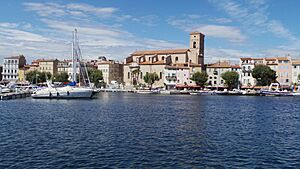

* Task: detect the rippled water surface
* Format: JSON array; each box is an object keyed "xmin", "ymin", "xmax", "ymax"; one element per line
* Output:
[{"xmin": 1, "ymin": 93, "xmax": 300, "ymax": 168}]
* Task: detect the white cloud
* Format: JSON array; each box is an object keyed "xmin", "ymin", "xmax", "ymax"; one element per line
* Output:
[
  {"xmin": 23, "ymin": 2, "xmax": 117, "ymax": 18},
  {"xmin": 193, "ymin": 25, "xmax": 247, "ymax": 42},
  {"xmin": 209, "ymin": 0, "xmax": 297, "ymax": 41},
  {"xmin": 211, "ymin": 18, "xmax": 232, "ymax": 24}
]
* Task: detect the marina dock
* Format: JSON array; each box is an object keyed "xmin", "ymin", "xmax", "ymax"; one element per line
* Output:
[{"xmin": 0, "ymin": 92, "xmax": 31, "ymax": 100}]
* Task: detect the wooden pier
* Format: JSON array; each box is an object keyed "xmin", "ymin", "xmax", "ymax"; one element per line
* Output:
[{"xmin": 0, "ymin": 92, "xmax": 31, "ymax": 100}]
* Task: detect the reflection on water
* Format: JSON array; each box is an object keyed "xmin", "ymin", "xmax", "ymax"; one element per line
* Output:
[{"xmin": 0, "ymin": 93, "xmax": 300, "ymax": 168}]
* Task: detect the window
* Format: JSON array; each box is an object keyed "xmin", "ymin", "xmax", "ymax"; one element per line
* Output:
[
  {"xmin": 175, "ymin": 57, "xmax": 178, "ymax": 62},
  {"xmin": 140, "ymin": 72, "xmax": 143, "ymax": 79},
  {"xmin": 286, "ymin": 79, "xmax": 289, "ymax": 83},
  {"xmin": 160, "ymin": 72, "xmax": 162, "ymax": 79},
  {"xmin": 248, "ymin": 73, "xmax": 251, "ymax": 76},
  {"xmin": 128, "ymin": 72, "xmax": 130, "ymax": 79},
  {"xmin": 214, "ymin": 81, "xmax": 217, "ymax": 84},
  {"xmin": 162, "ymin": 56, "xmax": 165, "ymax": 61},
  {"xmin": 193, "ymin": 42, "xmax": 196, "ymax": 48}
]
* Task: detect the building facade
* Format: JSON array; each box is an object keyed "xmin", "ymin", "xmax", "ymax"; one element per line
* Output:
[
  {"xmin": 38, "ymin": 59, "xmax": 59, "ymax": 75},
  {"xmin": 240, "ymin": 58, "xmax": 257, "ymax": 87},
  {"xmin": 240, "ymin": 57, "xmax": 292, "ymax": 87},
  {"xmin": 97, "ymin": 60, "xmax": 123, "ymax": 84},
  {"xmin": 2, "ymin": 55, "xmax": 26, "ymax": 81},
  {"xmin": 292, "ymin": 60, "xmax": 300, "ymax": 84},
  {"xmin": 206, "ymin": 61, "xmax": 241, "ymax": 88},
  {"xmin": 123, "ymin": 32, "xmax": 204, "ymax": 88}
]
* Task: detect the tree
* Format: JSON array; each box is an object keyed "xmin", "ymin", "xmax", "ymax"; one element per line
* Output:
[
  {"xmin": 26, "ymin": 70, "xmax": 52, "ymax": 84},
  {"xmin": 190, "ymin": 71, "xmax": 208, "ymax": 87},
  {"xmin": 53, "ymin": 72, "xmax": 69, "ymax": 82},
  {"xmin": 143, "ymin": 72, "xmax": 159, "ymax": 88},
  {"xmin": 252, "ymin": 65, "xmax": 277, "ymax": 86},
  {"xmin": 88, "ymin": 69, "xmax": 103, "ymax": 86},
  {"xmin": 221, "ymin": 71, "xmax": 239, "ymax": 89}
]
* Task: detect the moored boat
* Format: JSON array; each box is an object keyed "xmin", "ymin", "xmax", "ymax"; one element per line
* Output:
[{"xmin": 32, "ymin": 29, "xmax": 93, "ymax": 99}]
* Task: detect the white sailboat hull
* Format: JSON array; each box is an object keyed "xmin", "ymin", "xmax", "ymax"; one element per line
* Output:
[{"xmin": 32, "ymin": 86, "xmax": 93, "ymax": 99}]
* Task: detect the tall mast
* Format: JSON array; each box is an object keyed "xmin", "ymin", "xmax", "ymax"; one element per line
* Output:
[{"xmin": 72, "ymin": 30, "xmax": 77, "ymax": 82}]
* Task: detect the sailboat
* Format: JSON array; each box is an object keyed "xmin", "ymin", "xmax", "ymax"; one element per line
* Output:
[{"xmin": 32, "ymin": 29, "xmax": 94, "ymax": 99}]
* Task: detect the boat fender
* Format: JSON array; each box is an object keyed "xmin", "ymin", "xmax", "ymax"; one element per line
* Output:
[{"xmin": 67, "ymin": 91, "xmax": 70, "ymax": 96}]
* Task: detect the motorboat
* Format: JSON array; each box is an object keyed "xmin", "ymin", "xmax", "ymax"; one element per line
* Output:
[
  {"xmin": 32, "ymin": 29, "xmax": 93, "ymax": 99},
  {"xmin": 0, "ymin": 85, "xmax": 10, "ymax": 93},
  {"xmin": 260, "ymin": 83, "xmax": 292, "ymax": 96}
]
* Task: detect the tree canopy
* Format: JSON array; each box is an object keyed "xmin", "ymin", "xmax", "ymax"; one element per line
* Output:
[
  {"xmin": 88, "ymin": 69, "xmax": 103, "ymax": 86},
  {"xmin": 53, "ymin": 72, "xmax": 69, "ymax": 82},
  {"xmin": 221, "ymin": 71, "xmax": 239, "ymax": 89},
  {"xmin": 252, "ymin": 65, "xmax": 277, "ymax": 86},
  {"xmin": 143, "ymin": 72, "xmax": 159, "ymax": 88},
  {"xmin": 25, "ymin": 70, "xmax": 52, "ymax": 84},
  {"xmin": 190, "ymin": 71, "xmax": 208, "ymax": 87}
]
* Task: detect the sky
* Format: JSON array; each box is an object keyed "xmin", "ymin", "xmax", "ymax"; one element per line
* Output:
[{"xmin": 0, "ymin": 0, "xmax": 300, "ymax": 64}]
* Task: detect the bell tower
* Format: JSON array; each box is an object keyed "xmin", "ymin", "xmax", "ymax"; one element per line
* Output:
[{"xmin": 189, "ymin": 32, "xmax": 205, "ymax": 70}]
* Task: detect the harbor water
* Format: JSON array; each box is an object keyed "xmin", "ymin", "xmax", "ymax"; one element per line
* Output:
[{"xmin": 1, "ymin": 93, "xmax": 300, "ymax": 168}]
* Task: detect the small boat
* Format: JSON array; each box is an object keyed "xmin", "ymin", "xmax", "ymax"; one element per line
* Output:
[
  {"xmin": 260, "ymin": 83, "xmax": 292, "ymax": 96},
  {"xmin": 0, "ymin": 85, "xmax": 10, "ymax": 93},
  {"xmin": 190, "ymin": 91, "xmax": 214, "ymax": 95}
]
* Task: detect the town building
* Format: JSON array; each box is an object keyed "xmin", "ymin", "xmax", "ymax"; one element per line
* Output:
[
  {"xmin": 164, "ymin": 66, "xmax": 193, "ymax": 90},
  {"xmin": 276, "ymin": 57, "xmax": 292, "ymax": 86},
  {"xmin": 123, "ymin": 32, "xmax": 204, "ymax": 88},
  {"xmin": 2, "ymin": 55, "xmax": 26, "ymax": 81},
  {"xmin": 38, "ymin": 59, "xmax": 59, "ymax": 75},
  {"xmin": 206, "ymin": 61, "xmax": 241, "ymax": 88},
  {"xmin": 97, "ymin": 59, "xmax": 123, "ymax": 85},
  {"xmin": 18, "ymin": 66, "xmax": 30, "ymax": 82},
  {"xmin": 240, "ymin": 57, "xmax": 292, "ymax": 87},
  {"xmin": 240, "ymin": 58, "xmax": 257, "ymax": 87},
  {"xmin": 292, "ymin": 60, "xmax": 300, "ymax": 84}
]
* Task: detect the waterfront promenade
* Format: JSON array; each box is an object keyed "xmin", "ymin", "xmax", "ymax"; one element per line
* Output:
[{"xmin": 1, "ymin": 93, "xmax": 300, "ymax": 168}]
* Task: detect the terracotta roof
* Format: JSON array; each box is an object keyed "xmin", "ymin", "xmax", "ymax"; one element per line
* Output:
[
  {"xmin": 165, "ymin": 65, "xmax": 190, "ymax": 69},
  {"xmin": 131, "ymin": 49, "xmax": 189, "ymax": 56},
  {"xmin": 5, "ymin": 55, "xmax": 25, "ymax": 59},
  {"xmin": 292, "ymin": 60, "xmax": 300, "ymax": 65},
  {"xmin": 36, "ymin": 59, "xmax": 59, "ymax": 62},
  {"xmin": 139, "ymin": 60, "xmax": 166, "ymax": 65},
  {"xmin": 231, "ymin": 65, "xmax": 241, "ymax": 69},
  {"xmin": 190, "ymin": 31, "xmax": 204, "ymax": 35},
  {"xmin": 240, "ymin": 58, "xmax": 252, "ymax": 61},
  {"xmin": 265, "ymin": 58, "xmax": 277, "ymax": 61},
  {"xmin": 207, "ymin": 61, "xmax": 231, "ymax": 68},
  {"xmin": 277, "ymin": 57, "xmax": 289, "ymax": 61}
]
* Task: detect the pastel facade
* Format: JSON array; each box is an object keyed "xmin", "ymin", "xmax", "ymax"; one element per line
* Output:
[
  {"xmin": 207, "ymin": 61, "xmax": 241, "ymax": 88},
  {"xmin": 123, "ymin": 32, "xmax": 204, "ymax": 88},
  {"xmin": 97, "ymin": 60, "xmax": 123, "ymax": 84},
  {"xmin": 240, "ymin": 58, "xmax": 256, "ymax": 87},
  {"xmin": 2, "ymin": 55, "xmax": 26, "ymax": 81},
  {"xmin": 38, "ymin": 59, "xmax": 59, "ymax": 75},
  {"xmin": 292, "ymin": 60, "xmax": 300, "ymax": 84}
]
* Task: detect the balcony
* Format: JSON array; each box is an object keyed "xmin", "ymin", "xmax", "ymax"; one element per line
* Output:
[
  {"xmin": 165, "ymin": 76, "xmax": 177, "ymax": 81},
  {"xmin": 242, "ymin": 69, "xmax": 252, "ymax": 73}
]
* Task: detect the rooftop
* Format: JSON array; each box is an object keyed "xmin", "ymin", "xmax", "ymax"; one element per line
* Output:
[
  {"xmin": 207, "ymin": 61, "xmax": 231, "ymax": 68},
  {"xmin": 131, "ymin": 49, "xmax": 189, "ymax": 56}
]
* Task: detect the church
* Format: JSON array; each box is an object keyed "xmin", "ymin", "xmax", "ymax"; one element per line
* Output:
[{"xmin": 123, "ymin": 32, "xmax": 205, "ymax": 89}]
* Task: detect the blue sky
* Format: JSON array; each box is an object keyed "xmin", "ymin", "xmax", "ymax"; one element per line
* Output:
[{"xmin": 0, "ymin": 0, "xmax": 300, "ymax": 63}]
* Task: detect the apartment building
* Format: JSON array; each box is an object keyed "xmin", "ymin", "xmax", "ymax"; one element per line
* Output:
[{"xmin": 2, "ymin": 55, "xmax": 26, "ymax": 81}]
